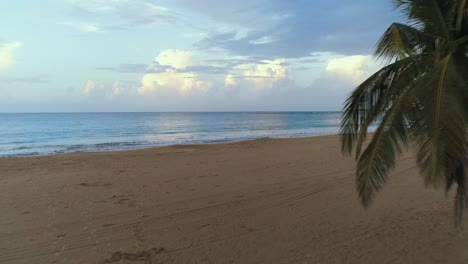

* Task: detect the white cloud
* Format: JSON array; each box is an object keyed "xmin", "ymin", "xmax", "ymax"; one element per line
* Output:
[
  {"xmin": 224, "ymin": 74, "xmax": 237, "ymax": 87},
  {"xmin": 0, "ymin": 42, "xmax": 21, "ymax": 71},
  {"xmin": 66, "ymin": 0, "xmax": 177, "ymax": 30},
  {"xmin": 58, "ymin": 22, "xmax": 102, "ymax": 33},
  {"xmin": 154, "ymin": 49, "xmax": 192, "ymax": 69},
  {"xmin": 112, "ymin": 81, "xmax": 121, "ymax": 96},
  {"xmin": 138, "ymin": 49, "xmax": 213, "ymax": 95},
  {"xmin": 325, "ymin": 55, "xmax": 375, "ymax": 85},
  {"xmin": 238, "ymin": 59, "xmax": 288, "ymax": 88},
  {"xmin": 82, "ymin": 80, "xmax": 135, "ymax": 97},
  {"xmin": 138, "ymin": 72, "xmax": 213, "ymax": 95},
  {"xmin": 68, "ymin": 0, "xmax": 169, "ymax": 14},
  {"xmin": 67, "ymin": 0, "xmax": 121, "ymax": 13},
  {"xmin": 80, "ymin": 24, "xmax": 102, "ymax": 33},
  {"xmin": 147, "ymin": 4, "xmax": 170, "ymax": 15},
  {"xmin": 83, "ymin": 80, "xmax": 96, "ymax": 96},
  {"xmin": 249, "ymin": 36, "xmax": 275, "ymax": 45},
  {"xmin": 79, "ymin": 23, "xmax": 102, "ymax": 33},
  {"xmin": 182, "ymin": 32, "xmax": 208, "ymax": 39}
]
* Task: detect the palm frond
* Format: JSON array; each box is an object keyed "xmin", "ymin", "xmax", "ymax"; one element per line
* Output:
[
  {"xmin": 456, "ymin": 0, "xmax": 467, "ymax": 32},
  {"xmin": 395, "ymin": 0, "xmax": 450, "ymax": 38},
  {"xmin": 409, "ymin": 53, "xmax": 468, "ymax": 187},
  {"xmin": 355, "ymin": 87, "xmax": 411, "ymax": 207},
  {"xmin": 375, "ymin": 23, "xmax": 435, "ymax": 61},
  {"xmin": 341, "ymin": 68, "xmax": 390, "ymax": 156},
  {"xmin": 395, "ymin": 0, "xmax": 450, "ymax": 39},
  {"xmin": 447, "ymin": 0, "xmax": 468, "ymax": 33},
  {"xmin": 341, "ymin": 55, "xmax": 426, "ymax": 157},
  {"xmin": 352, "ymin": 55, "xmax": 436, "ymax": 206}
]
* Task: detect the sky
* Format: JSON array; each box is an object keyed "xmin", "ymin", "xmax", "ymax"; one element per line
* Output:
[{"xmin": 0, "ymin": 0, "xmax": 401, "ymax": 112}]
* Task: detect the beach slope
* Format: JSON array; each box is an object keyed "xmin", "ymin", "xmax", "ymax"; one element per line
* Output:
[{"xmin": 0, "ymin": 135, "xmax": 467, "ymax": 263}]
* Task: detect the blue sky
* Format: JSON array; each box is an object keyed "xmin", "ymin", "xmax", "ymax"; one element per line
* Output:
[{"xmin": 0, "ymin": 0, "xmax": 400, "ymax": 112}]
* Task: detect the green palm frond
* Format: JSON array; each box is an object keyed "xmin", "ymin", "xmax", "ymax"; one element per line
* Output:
[
  {"xmin": 395, "ymin": 0, "xmax": 451, "ymax": 38},
  {"xmin": 341, "ymin": 55, "xmax": 427, "ymax": 157},
  {"xmin": 455, "ymin": 0, "xmax": 467, "ymax": 31},
  {"xmin": 375, "ymin": 23, "xmax": 435, "ymax": 60},
  {"xmin": 355, "ymin": 88, "xmax": 410, "ymax": 206},
  {"xmin": 340, "ymin": 67, "xmax": 392, "ymax": 156},
  {"xmin": 409, "ymin": 54, "xmax": 468, "ymax": 186},
  {"xmin": 351, "ymin": 56, "xmax": 434, "ymax": 205}
]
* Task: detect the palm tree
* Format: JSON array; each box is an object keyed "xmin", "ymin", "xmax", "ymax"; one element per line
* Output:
[{"xmin": 340, "ymin": 0, "xmax": 468, "ymax": 225}]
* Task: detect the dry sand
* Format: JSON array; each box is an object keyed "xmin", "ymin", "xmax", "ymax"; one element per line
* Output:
[{"xmin": 0, "ymin": 135, "xmax": 467, "ymax": 264}]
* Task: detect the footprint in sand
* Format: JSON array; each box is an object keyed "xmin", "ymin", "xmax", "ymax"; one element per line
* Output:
[
  {"xmin": 111, "ymin": 193, "xmax": 137, "ymax": 207},
  {"xmin": 102, "ymin": 248, "xmax": 165, "ymax": 263},
  {"xmin": 78, "ymin": 182, "xmax": 112, "ymax": 187}
]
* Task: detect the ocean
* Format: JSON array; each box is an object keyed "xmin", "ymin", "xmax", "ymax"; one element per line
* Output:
[{"xmin": 0, "ymin": 112, "xmax": 345, "ymax": 157}]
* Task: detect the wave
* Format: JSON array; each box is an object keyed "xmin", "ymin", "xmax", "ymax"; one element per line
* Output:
[{"xmin": 0, "ymin": 132, "xmax": 313, "ymax": 157}]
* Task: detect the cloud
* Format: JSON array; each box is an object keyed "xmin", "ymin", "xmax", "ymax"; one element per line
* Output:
[
  {"xmin": 0, "ymin": 76, "xmax": 48, "ymax": 84},
  {"xmin": 66, "ymin": 0, "xmax": 398, "ymax": 57},
  {"xmin": 137, "ymin": 51, "xmax": 290, "ymax": 95},
  {"xmin": 59, "ymin": 22, "xmax": 102, "ymax": 33},
  {"xmin": 82, "ymin": 80, "xmax": 137, "ymax": 97},
  {"xmin": 0, "ymin": 41, "xmax": 21, "ymax": 71},
  {"xmin": 80, "ymin": 24, "xmax": 102, "ymax": 32},
  {"xmin": 112, "ymin": 81, "xmax": 122, "ymax": 96},
  {"xmin": 135, "ymin": 52, "xmax": 289, "ymax": 95},
  {"xmin": 65, "ymin": 0, "xmax": 180, "ymax": 31},
  {"xmin": 193, "ymin": 0, "xmax": 399, "ymax": 58},
  {"xmin": 138, "ymin": 49, "xmax": 214, "ymax": 95},
  {"xmin": 325, "ymin": 55, "xmax": 370, "ymax": 85},
  {"xmin": 98, "ymin": 64, "xmax": 153, "ymax": 73},
  {"xmin": 238, "ymin": 59, "xmax": 288, "ymax": 88},
  {"xmin": 138, "ymin": 72, "xmax": 213, "ymax": 95},
  {"xmin": 100, "ymin": 61, "xmax": 230, "ymax": 75},
  {"xmin": 131, "ymin": 72, "xmax": 351, "ymax": 112},
  {"xmin": 154, "ymin": 49, "xmax": 192, "ymax": 69},
  {"xmin": 224, "ymin": 74, "xmax": 237, "ymax": 87},
  {"xmin": 170, "ymin": 0, "xmax": 287, "ymax": 31},
  {"xmin": 181, "ymin": 65, "xmax": 228, "ymax": 75},
  {"xmin": 325, "ymin": 55, "xmax": 380, "ymax": 85},
  {"xmin": 93, "ymin": 50, "xmax": 378, "ymax": 111},
  {"xmin": 100, "ymin": 52, "xmax": 294, "ymax": 79},
  {"xmin": 249, "ymin": 36, "xmax": 276, "ymax": 45},
  {"xmin": 83, "ymin": 80, "xmax": 96, "ymax": 96}
]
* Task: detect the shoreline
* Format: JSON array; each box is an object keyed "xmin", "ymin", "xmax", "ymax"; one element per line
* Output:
[
  {"xmin": 1, "ymin": 134, "xmax": 466, "ymax": 263},
  {"xmin": 1, "ymin": 133, "xmax": 341, "ymax": 159}
]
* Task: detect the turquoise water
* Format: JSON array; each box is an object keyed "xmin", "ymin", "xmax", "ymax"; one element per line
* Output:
[{"xmin": 0, "ymin": 112, "xmax": 344, "ymax": 157}]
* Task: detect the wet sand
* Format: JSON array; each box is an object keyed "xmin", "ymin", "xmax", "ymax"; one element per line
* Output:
[{"xmin": 0, "ymin": 135, "xmax": 467, "ymax": 263}]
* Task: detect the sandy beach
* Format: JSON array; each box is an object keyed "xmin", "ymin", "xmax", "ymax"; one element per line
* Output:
[{"xmin": 0, "ymin": 135, "xmax": 467, "ymax": 264}]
